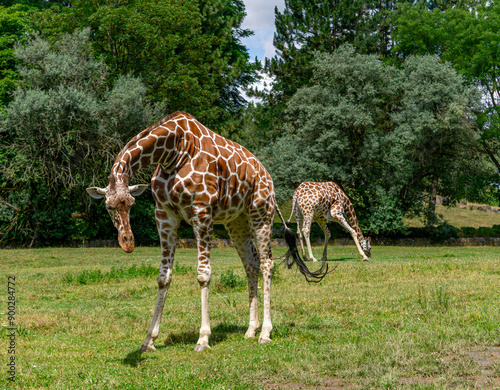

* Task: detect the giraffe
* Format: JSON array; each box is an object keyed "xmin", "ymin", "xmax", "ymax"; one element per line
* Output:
[
  {"xmin": 288, "ymin": 182, "xmax": 371, "ymax": 262},
  {"xmin": 86, "ymin": 112, "xmax": 327, "ymax": 353}
]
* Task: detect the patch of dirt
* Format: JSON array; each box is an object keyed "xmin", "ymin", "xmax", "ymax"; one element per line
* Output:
[
  {"xmin": 264, "ymin": 346, "xmax": 500, "ymax": 389},
  {"xmin": 264, "ymin": 378, "xmax": 359, "ymax": 390}
]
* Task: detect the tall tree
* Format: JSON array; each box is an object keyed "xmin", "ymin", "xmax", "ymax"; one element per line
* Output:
[
  {"xmin": 0, "ymin": 29, "xmax": 160, "ymax": 245},
  {"xmin": 392, "ymin": 1, "xmax": 500, "ymax": 177},
  {"xmin": 260, "ymin": 46, "xmax": 483, "ymax": 232},
  {"xmin": 248, "ymin": 0, "xmax": 397, "ymax": 142},
  {"xmin": 33, "ymin": 0, "xmax": 257, "ymax": 132},
  {"xmin": 0, "ymin": 4, "xmax": 33, "ymax": 107}
]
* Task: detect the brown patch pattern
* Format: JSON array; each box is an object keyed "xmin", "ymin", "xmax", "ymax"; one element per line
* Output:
[
  {"xmin": 288, "ymin": 182, "xmax": 371, "ymax": 262},
  {"xmin": 92, "ymin": 111, "xmax": 277, "ymax": 352}
]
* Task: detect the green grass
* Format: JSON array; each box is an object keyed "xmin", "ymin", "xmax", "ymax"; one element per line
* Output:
[
  {"xmin": 406, "ymin": 204, "xmax": 500, "ymax": 229},
  {"xmin": 1, "ymin": 246, "xmax": 500, "ymax": 389}
]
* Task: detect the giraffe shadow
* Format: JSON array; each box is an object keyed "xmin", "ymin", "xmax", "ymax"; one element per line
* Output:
[
  {"xmin": 122, "ymin": 323, "xmax": 247, "ymax": 367},
  {"xmin": 325, "ymin": 257, "xmax": 356, "ymax": 262}
]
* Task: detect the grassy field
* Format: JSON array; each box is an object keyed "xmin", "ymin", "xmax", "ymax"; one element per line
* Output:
[
  {"xmin": 1, "ymin": 245, "xmax": 500, "ymax": 389},
  {"xmin": 406, "ymin": 205, "xmax": 500, "ymax": 229}
]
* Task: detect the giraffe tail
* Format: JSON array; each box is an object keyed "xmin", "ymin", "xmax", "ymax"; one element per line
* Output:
[{"xmin": 275, "ymin": 205, "xmax": 332, "ymax": 283}]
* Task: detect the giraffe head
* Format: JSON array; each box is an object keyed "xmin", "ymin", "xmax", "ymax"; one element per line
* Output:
[
  {"xmin": 86, "ymin": 175, "xmax": 148, "ymax": 253},
  {"xmin": 360, "ymin": 237, "xmax": 371, "ymax": 258}
]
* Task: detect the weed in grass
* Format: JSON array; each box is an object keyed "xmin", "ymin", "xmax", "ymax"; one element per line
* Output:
[
  {"xmin": 174, "ymin": 263, "xmax": 193, "ymax": 275},
  {"xmin": 417, "ymin": 284, "xmax": 451, "ymax": 314},
  {"xmin": 214, "ymin": 269, "xmax": 247, "ymax": 291},
  {"xmin": 64, "ymin": 264, "xmax": 159, "ymax": 284},
  {"xmin": 77, "ymin": 269, "xmax": 105, "ymax": 284}
]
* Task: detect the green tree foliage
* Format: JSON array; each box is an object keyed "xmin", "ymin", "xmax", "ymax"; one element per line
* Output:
[
  {"xmin": 34, "ymin": 0, "xmax": 257, "ymax": 132},
  {"xmin": 252, "ymin": 0, "xmax": 396, "ymax": 138},
  {"xmin": 260, "ymin": 46, "xmax": 485, "ymax": 233},
  {"xmin": 0, "ymin": 29, "xmax": 160, "ymax": 245},
  {"xmin": 0, "ymin": 4, "xmax": 33, "ymax": 107},
  {"xmin": 393, "ymin": 1, "xmax": 500, "ymax": 176}
]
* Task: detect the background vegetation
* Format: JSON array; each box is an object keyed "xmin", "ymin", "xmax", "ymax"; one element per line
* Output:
[{"xmin": 1, "ymin": 0, "xmax": 499, "ymax": 246}]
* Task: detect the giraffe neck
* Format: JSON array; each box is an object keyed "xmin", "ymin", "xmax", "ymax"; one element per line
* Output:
[
  {"xmin": 111, "ymin": 113, "xmax": 194, "ymax": 181},
  {"xmin": 344, "ymin": 198, "xmax": 364, "ymax": 241}
]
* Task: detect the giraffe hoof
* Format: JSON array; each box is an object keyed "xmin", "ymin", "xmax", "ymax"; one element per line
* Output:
[
  {"xmin": 194, "ymin": 343, "xmax": 211, "ymax": 352},
  {"xmin": 363, "ymin": 257, "xmax": 369, "ymax": 262},
  {"xmin": 244, "ymin": 330, "xmax": 256, "ymax": 339},
  {"xmin": 258, "ymin": 337, "xmax": 272, "ymax": 344},
  {"xmin": 140, "ymin": 343, "xmax": 156, "ymax": 353}
]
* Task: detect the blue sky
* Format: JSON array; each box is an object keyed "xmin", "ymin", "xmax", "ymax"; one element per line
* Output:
[{"xmin": 240, "ymin": 0, "xmax": 285, "ymax": 60}]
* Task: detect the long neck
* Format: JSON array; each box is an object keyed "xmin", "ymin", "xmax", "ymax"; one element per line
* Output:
[
  {"xmin": 344, "ymin": 198, "xmax": 364, "ymax": 241},
  {"xmin": 111, "ymin": 116, "xmax": 193, "ymax": 180}
]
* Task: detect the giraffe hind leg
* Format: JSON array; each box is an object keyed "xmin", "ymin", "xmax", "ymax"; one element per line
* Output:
[
  {"xmin": 225, "ymin": 217, "xmax": 260, "ymax": 339},
  {"xmin": 192, "ymin": 210, "xmax": 214, "ymax": 352},
  {"xmin": 248, "ymin": 210, "xmax": 274, "ymax": 344},
  {"xmin": 302, "ymin": 215, "xmax": 319, "ymax": 262},
  {"xmin": 296, "ymin": 212, "xmax": 307, "ymax": 259},
  {"xmin": 317, "ymin": 220, "xmax": 331, "ymax": 261}
]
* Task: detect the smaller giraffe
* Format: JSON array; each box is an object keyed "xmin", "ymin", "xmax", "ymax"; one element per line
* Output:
[{"xmin": 288, "ymin": 182, "xmax": 371, "ymax": 262}]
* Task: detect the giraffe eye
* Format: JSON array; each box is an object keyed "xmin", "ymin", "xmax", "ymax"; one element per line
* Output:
[{"xmin": 105, "ymin": 204, "xmax": 115, "ymax": 211}]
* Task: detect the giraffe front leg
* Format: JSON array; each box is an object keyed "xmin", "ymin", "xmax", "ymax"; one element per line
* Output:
[
  {"xmin": 141, "ymin": 214, "xmax": 178, "ymax": 352},
  {"xmin": 193, "ymin": 214, "xmax": 213, "ymax": 352},
  {"xmin": 195, "ymin": 270, "xmax": 211, "ymax": 352},
  {"xmin": 334, "ymin": 214, "xmax": 369, "ymax": 261},
  {"xmin": 141, "ymin": 268, "xmax": 172, "ymax": 352}
]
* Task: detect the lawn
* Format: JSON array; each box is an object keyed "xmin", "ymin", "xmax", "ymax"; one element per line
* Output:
[{"xmin": 1, "ymin": 245, "xmax": 499, "ymax": 389}]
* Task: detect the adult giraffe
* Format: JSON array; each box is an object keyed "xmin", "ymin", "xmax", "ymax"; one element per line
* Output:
[
  {"xmin": 87, "ymin": 112, "xmax": 327, "ymax": 353},
  {"xmin": 288, "ymin": 182, "xmax": 371, "ymax": 262}
]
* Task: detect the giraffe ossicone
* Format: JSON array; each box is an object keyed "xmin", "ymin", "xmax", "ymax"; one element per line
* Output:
[
  {"xmin": 86, "ymin": 111, "xmax": 328, "ymax": 353},
  {"xmin": 289, "ymin": 182, "xmax": 371, "ymax": 262}
]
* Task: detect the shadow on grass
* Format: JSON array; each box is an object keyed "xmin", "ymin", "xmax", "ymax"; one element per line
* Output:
[
  {"xmin": 325, "ymin": 257, "xmax": 356, "ymax": 262},
  {"xmin": 122, "ymin": 348, "xmax": 152, "ymax": 367},
  {"xmin": 122, "ymin": 323, "xmax": 248, "ymax": 366}
]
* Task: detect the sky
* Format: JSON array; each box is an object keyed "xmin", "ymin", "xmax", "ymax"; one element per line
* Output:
[{"xmin": 240, "ymin": 0, "xmax": 285, "ymax": 61}]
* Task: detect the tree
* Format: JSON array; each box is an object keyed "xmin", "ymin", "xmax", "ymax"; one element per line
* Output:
[
  {"xmin": 260, "ymin": 46, "xmax": 484, "ymax": 233},
  {"xmin": 0, "ymin": 4, "xmax": 33, "ymax": 107},
  {"xmin": 33, "ymin": 0, "xmax": 257, "ymax": 132},
  {"xmin": 392, "ymin": 1, "xmax": 500, "ymax": 179},
  {"xmin": 250, "ymin": 0, "xmax": 397, "ymax": 140},
  {"xmin": 0, "ymin": 29, "xmax": 160, "ymax": 245}
]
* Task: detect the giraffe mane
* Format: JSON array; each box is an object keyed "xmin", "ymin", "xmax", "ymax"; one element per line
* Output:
[
  {"xmin": 116, "ymin": 111, "xmax": 196, "ymax": 162},
  {"xmin": 141, "ymin": 111, "xmax": 196, "ymax": 134}
]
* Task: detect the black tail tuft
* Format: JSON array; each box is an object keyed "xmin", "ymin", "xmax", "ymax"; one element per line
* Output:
[{"xmin": 283, "ymin": 225, "xmax": 330, "ymax": 283}]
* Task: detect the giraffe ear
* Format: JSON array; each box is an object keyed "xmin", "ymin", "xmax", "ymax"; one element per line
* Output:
[
  {"xmin": 129, "ymin": 184, "xmax": 148, "ymax": 197},
  {"xmin": 86, "ymin": 187, "xmax": 106, "ymax": 199}
]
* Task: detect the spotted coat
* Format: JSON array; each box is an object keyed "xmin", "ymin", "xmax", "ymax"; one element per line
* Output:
[
  {"xmin": 87, "ymin": 112, "xmax": 278, "ymax": 352},
  {"xmin": 288, "ymin": 182, "xmax": 371, "ymax": 262}
]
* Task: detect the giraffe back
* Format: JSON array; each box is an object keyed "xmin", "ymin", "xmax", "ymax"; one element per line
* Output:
[
  {"xmin": 292, "ymin": 182, "xmax": 347, "ymax": 222},
  {"xmin": 149, "ymin": 112, "xmax": 276, "ymax": 224}
]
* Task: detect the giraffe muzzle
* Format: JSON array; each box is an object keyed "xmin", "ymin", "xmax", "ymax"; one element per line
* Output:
[{"xmin": 119, "ymin": 232, "xmax": 135, "ymax": 253}]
